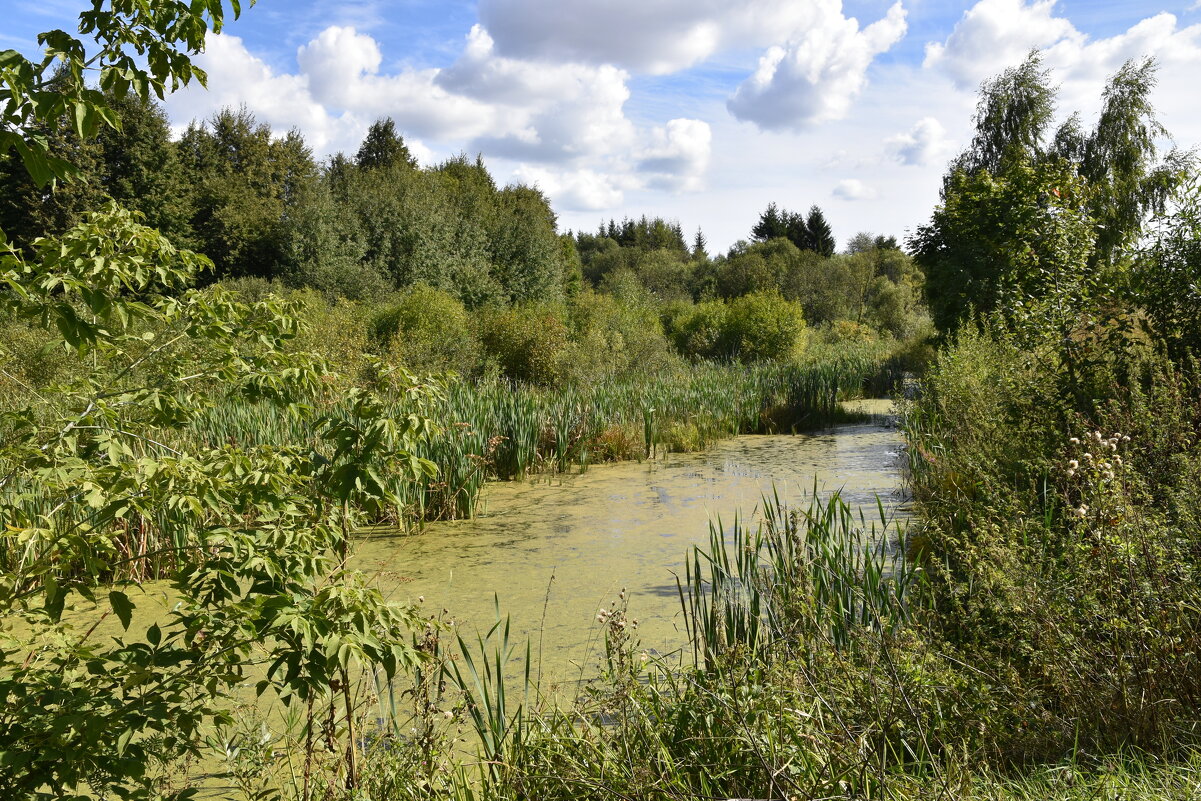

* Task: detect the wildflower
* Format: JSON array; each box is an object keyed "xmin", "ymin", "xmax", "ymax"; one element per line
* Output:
[
  {"xmin": 1075, "ymin": 504, "xmax": 1089, "ymax": 518},
  {"xmin": 1083, "ymin": 452, "xmax": 1093, "ymax": 461},
  {"xmin": 1115, "ymin": 456, "xmax": 1123, "ymax": 466},
  {"xmin": 443, "ymin": 710, "xmax": 454, "ymax": 720},
  {"xmin": 1122, "ymin": 435, "xmax": 1131, "ymax": 443},
  {"xmin": 1103, "ymin": 471, "xmax": 1114, "ymax": 481},
  {"xmin": 1069, "ymin": 437, "xmax": 1080, "ymax": 445},
  {"xmin": 1068, "ymin": 459, "xmax": 1079, "ymax": 470},
  {"xmin": 1067, "ymin": 469, "xmax": 1076, "ymax": 478}
]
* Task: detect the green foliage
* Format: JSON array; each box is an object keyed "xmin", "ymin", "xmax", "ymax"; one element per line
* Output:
[
  {"xmin": 178, "ymin": 108, "xmax": 317, "ymax": 279},
  {"xmin": 1137, "ymin": 178, "xmax": 1201, "ymax": 359},
  {"xmin": 724, "ymin": 291, "xmax": 807, "ymax": 362},
  {"xmin": 356, "ymin": 117, "xmax": 416, "ymax": 170},
  {"xmin": 806, "ymin": 205, "xmax": 836, "ymax": 257},
  {"xmin": 280, "ymin": 182, "xmax": 383, "ymax": 300},
  {"xmin": 750, "ymin": 202, "xmax": 831, "ymax": 254},
  {"xmin": 668, "ymin": 298, "xmax": 728, "ymax": 360},
  {"xmin": 955, "ymin": 51, "xmax": 1055, "ymax": 177},
  {"xmin": 558, "ymin": 289, "xmax": 676, "ymax": 385},
  {"xmin": 913, "ymin": 158, "xmax": 1094, "ymax": 334},
  {"xmin": 919, "ymin": 54, "xmax": 1187, "ymax": 336},
  {"xmin": 669, "ymin": 293, "xmax": 807, "ymax": 362},
  {"xmin": 372, "ymin": 284, "xmax": 480, "ymax": 376},
  {"xmin": 0, "ymin": 207, "xmax": 432, "ymax": 798},
  {"xmin": 477, "ymin": 304, "xmax": 570, "ymax": 386},
  {"xmin": 0, "ymin": 1, "xmax": 242, "ymax": 187},
  {"xmin": 0, "ymin": 206, "xmax": 432, "ymax": 797},
  {"xmin": 487, "ymin": 184, "xmax": 565, "ymax": 304}
]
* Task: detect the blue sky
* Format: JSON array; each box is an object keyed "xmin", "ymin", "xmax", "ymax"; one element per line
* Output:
[{"xmin": 9, "ymin": 1, "xmax": 1201, "ymax": 251}]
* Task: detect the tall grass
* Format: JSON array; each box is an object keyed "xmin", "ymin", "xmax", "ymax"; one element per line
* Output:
[
  {"xmin": 376, "ymin": 488, "xmax": 926, "ymax": 801},
  {"xmin": 185, "ymin": 353, "xmax": 888, "ymax": 526},
  {"xmin": 679, "ymin": 487, "xmax": 919, "ymax": 669},
  {"xmin": 0, "ymin": 350, "xmax": 889, "ymax": 586}
]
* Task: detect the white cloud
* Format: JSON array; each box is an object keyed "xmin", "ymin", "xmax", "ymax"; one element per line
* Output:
[
  {"xmin": 924, "ymin": 0, "xmax": 1078, "ymax": 90},
  {"xmin": 832, "ymin": 179, "xmax": 878, "ymax": 201},
  {"xmin": 727, "ymin": 2, "xmax": 907, "ymax": 131},
  {"xmin": 164, "ymin": 25, "xmax": 714, "ymax": 214},
  {"xmin": 438, "ymin": 25, "xmax": 636, "ymax": 164},
  {"xmin": 512, "ymin": 166, "xmax": 630, "ymax": 211},
  {"xmin": 164, "ymin": 33, "xmax": 368, "ymax": 155},
  {"xmin": 886, "ymin": 117, "xmax": 951, "ymax": 166},
  {"xmin": 638, "ymin": 119, "xmax": 712, "ymax": 192},
  {"xmin": 477, "ymin": 0, "xmax": 835, "ymax": 75},
  {"xmin": 925, "ymin": 0, "xmax": 1201, "ymax": 102}
]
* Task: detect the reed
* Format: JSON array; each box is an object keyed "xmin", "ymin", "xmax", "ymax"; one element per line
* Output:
[
  {"xmin": 0, "ymin": 349, "xmax": 891, "ymax": 581},
  {"xmin": 679, "ymin": 486, "xmax": 920, "ymax": 669}
]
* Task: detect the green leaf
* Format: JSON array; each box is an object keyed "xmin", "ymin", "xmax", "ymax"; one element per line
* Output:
[{"xmin": 109, "ymin": 590, "xmax": 134, "ymax": 630}]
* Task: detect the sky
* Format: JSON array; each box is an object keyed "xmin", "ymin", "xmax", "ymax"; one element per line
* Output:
[{"xmin": 8, "ymin": 1, "xmax": 1201, "ymax": 252}]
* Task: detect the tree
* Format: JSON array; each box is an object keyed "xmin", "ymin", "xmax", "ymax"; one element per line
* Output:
[
  {"xmin": 912, "ymin": 158, "xmax": 1094, "ymax": 334},
  {"xmin": 692, "ymin": 227, "xmax": 709, "ymax": 260},
  {"xmin": 0, "ymin": 96, "xmax": 107, "ymax": 249},
  {"xmin": 806, "ymin": 205, "xmax": 836, "ymax": 257},
  {"xmin": 785, "ymin": 211, "xmax": 812, "ymax": 252},
  {"xmin": 1080, "ymin": 58, "xmax": 1185, "ymax": 268},
  {"xmin": 178, "ymin": 107, "xmax": 318, "ymax": 278},
  {"xmin": 0, "ymin": 4, "xmax": 434, "ymax": 796},
  {"xmin": 0, "ymin": 1, "xmax": 244, "ymax": 188},
  {"xmin": 1138, "ymin": 177, "xmax": 1201, "ymax": 360},
  {"xmin": 95, "ymin": 89, "xmax": 193, "ymax": 244},
  {"xmin": 952, "ymin": 51, "xmax": 1055, "ymax": 179},
  {"xmin": 751, "ymin": 202, "xmax": 787, "ymax": 241},
  {"xmin": 489, "ymin": 184, "xmax": 565, "ymax": 304},
  {"xmin": 915, "ymin": 54, "xmax": 1187, "ymax": 334},
  {"xmin": 356, "ymin": 117, "xmax": 416, "ymax": 170}
]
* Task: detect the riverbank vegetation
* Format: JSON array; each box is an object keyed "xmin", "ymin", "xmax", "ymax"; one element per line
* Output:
[{"xmin": 4, "ymin": 4, "xmax": 1201, "ymax": 799}]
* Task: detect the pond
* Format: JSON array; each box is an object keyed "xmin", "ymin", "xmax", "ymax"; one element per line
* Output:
[{"xmin": 353, "ymin": 399, "xmax": 905, "ymax": 686}]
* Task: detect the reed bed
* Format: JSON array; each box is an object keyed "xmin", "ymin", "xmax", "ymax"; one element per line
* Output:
[
  {"xmin": 346, "ymin": 487, "xmax": 924, "ymax": 801},
  {"xmin": 0, "ymin": 352, "xmax": 888, "ymax": 581}
]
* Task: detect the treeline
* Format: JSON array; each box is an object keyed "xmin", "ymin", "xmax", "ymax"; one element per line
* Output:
[
  {"xmin": 574, "ymin": 208, "xmax": 927, "ymax": 343},
  {"xmin": 1, "ymin": 104, "xmax": 574, "ymax": 307},
  {"xmin": 1, "ymin": 92, "xmax": 929, "ymax": 385}
]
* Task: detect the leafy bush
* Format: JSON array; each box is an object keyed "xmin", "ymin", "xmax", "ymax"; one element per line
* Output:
[
  {"xmin": 724, "ymin": 291, "xmax": 807, "ymax": 362},
  {"xmin": 668, "ymin": 299, "xmax": 728, "ymax": 360},
  {"xmin": 371, "ymin": 284, "xmax": 480, "ymax": 376},
  {"xmin": 558, "ymin": 290, "xmax": 677, "ymax": 385},
  {"xmin": 477, "ymin": 303, "xmax": 570, "ymax": 385}
]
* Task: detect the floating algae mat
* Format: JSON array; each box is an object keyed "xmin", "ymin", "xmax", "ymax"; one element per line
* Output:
[{"xmin": 353, "ymin": 399, "xmax": 905, "ymax": 685}]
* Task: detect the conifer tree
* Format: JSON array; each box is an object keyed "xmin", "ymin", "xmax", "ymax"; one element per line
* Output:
[
  {"xmin": 752, "ymin": 202, "xmax": 786, "ymax": 241},
  {"xmin": 806, "ymin": 206, "xmax": 836, "ymax": 257},
  {"xmin": 693, "ymin": 227, "xmax": 709, "ymax": 260},
  {"xmin": 356, "ymin": 118, "xmax": 417, "ymax": 170}
]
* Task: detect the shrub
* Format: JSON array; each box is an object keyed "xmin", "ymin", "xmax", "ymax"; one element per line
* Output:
[
  {"xmin": 477, "ymin": 303, "xmax": 569, "ymax": 385},
  {"xmin": 558, "ymin": 290, "xmax": 677, "ymax": 385},
  {"xmin": 668, "ymin": 299, "xmax": 728, "ymax": 360},
  {"xmin": 371, "ymin": 284, "xmax": 479, "ymax": 376},
  {"xmin": 724, "ymin": 291, "xmax": 807, "ymax": 362}
]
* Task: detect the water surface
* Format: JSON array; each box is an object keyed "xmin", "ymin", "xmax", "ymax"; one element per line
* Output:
[{"xmin": 354, "ymin": 399, "xmax": 904, "ymax": 683}]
